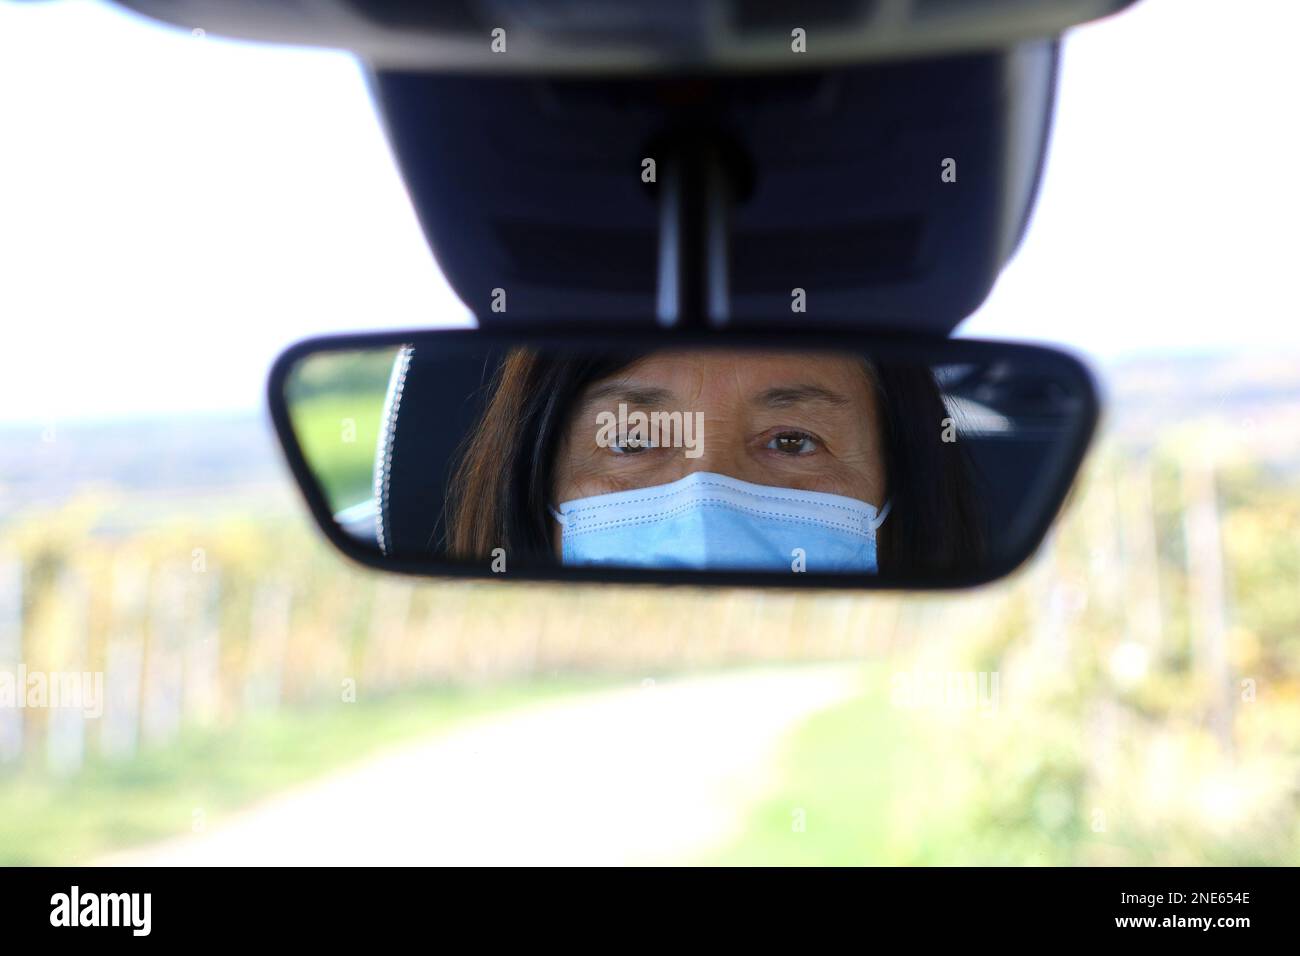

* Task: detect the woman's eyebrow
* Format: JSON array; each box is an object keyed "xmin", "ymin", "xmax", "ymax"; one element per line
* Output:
[
  {"xmin": 580, "ymin": 383, "xmax": 676, "ymax": 407},
  {"xmin": 754, "ymin": 384, "xmax": 851, "ymax": 408}
]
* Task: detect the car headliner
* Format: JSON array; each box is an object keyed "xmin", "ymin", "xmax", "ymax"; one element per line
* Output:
[{"xmin": 371, "ymin": 43, "xmax": 1058, "ymax": 334}]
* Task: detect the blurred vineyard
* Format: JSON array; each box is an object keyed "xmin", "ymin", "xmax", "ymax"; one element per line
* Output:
[
  {"xmin": 1, "ymin": 354, "xmax": 1298, "ymax": 864},
  {"xmin": 708, "ymin": 422, "xmax": 1300, "ymax": 865}
]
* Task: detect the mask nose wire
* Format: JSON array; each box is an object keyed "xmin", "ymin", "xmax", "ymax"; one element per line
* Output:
[{"xmin": 552, "ymin": 483, "xmax": 886, "ymax": 533}]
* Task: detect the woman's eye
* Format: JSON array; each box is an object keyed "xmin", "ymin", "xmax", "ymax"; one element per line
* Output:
[
  {"xmin": 767, "ymin": 432, "xmax": 818, "ymax": 455},
  {"xmin": 610, "ymin": 437, "xmax": 654, "ymax": 455}
]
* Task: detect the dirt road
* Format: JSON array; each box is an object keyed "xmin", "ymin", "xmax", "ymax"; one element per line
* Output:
[{"xmin": 99, "ymin": 664, "xmax": 863, "ymax": 865}]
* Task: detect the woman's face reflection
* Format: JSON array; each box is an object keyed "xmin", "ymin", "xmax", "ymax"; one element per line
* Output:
[{"xmin": 551, "ymin": 350, "xmax": 888, "ymax": 512}]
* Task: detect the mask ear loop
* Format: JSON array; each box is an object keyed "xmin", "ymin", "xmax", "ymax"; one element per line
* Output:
[
  {"xmin": 549, "ymin": 506, "xmax": 567, "ymax": 529},
  {"xmin": 869, "ymin": 500, "xmax": 892, "ymax": 532}
]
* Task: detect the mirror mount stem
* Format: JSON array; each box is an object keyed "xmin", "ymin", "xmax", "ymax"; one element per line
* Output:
[{"xmin": 656, "ymin": 137, "xmax": 732, "ymax": 330}]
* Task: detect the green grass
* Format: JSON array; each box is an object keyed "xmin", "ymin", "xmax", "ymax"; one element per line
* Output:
[
  {"xmin": 700, "ymin": 665, "xmax": 1081, "ymax": 866},
  {"xmin": 288, "ymin": 391, "xmax": 388, "ymax": 510},
  {"xmin": 0, "ymin": 679, "xmax": 600, "ymax": 865},
  {"xmin": 283, "ymin": 347, "xmax": 397, "ymax": 511},
  {"xmin": 699, "ymin": 665, "xmax": 934, "ymax": 865}
]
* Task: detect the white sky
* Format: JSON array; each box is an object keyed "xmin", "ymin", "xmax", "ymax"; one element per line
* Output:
[{"xmin": 0, "ymin": 0, "xmax": 1297, "ymax": 424}]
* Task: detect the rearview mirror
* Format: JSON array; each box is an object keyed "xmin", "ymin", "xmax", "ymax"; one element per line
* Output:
[{"xmin": 268, "ymin": 329, "xmax": 1098, "ymax": 589}]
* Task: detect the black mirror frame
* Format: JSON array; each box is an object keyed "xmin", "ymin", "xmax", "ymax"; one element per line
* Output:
[{"xmin": 267, "ymin": 326, "xmax": 1100, "ymax": 591}]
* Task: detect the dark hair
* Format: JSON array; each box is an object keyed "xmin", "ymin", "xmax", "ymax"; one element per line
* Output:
[{"xmin": 445, "ymin": 348, "xmax": 986, "ymax": 574}]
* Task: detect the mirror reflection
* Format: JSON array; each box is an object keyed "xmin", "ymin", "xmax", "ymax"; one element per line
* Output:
[{"xmin": 282, "ymin": 339, "xmax": 1093, "ymax": 581}]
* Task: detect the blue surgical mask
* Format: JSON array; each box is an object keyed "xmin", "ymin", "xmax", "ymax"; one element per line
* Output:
[{"xmin": 551, "ymin": 472, "xmax": 890, "ymax": 573}]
